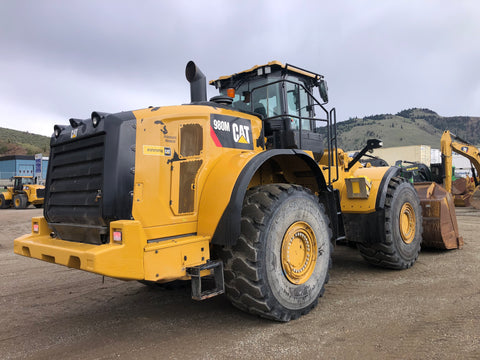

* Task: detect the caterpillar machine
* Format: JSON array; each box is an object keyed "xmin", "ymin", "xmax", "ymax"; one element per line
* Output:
[
  {"xmin": 16, "ymin": 60, "xmax": 457, "ymax": 322},
  {"xmin": 393, "ymin": 131, "xmax": 467, "ymax": 250},
  {"xmin": 0, "ymin": 176, "xmax": 44, "ymax": 209},
  {"xmin": 440, "ymin": 130, "xmax": 480, "ymax": 209}
]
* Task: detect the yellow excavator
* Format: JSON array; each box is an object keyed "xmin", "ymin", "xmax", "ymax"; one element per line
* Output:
[
  {"xmin": 13, "ymin": 61, "xmax": 459, "ymax": 321},
  {"xmin": 399, "ymin": 130, "xmax": 469, "ymax": 250},
  {"xmin": 440, "ymin": 130, "xmax": 480, "ymax": 209}
]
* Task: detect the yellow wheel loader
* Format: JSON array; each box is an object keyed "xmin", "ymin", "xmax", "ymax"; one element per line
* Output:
[
  {"xmin": 0, "ymin": 176, "xmax": 44, "ymax": 209},
  {"xmin": 15, "ymin": 61, "xmax": 428, "ymax": 321}
]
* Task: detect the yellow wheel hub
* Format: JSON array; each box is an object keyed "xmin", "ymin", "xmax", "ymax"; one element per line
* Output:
[
  {"xmin": 281, "ymin": 221, "xmax": 317, "ymax": 285},
  {"xmin": 399, "ymin": 202, "xmax": 416, "ymax": 244}
]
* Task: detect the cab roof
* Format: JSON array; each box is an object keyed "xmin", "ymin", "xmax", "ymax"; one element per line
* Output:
[{"xmin": 209, "ymin": 61, "xmax": 324, "ymax": 86}]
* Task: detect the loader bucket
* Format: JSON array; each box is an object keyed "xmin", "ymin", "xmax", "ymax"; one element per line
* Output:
[
  {"xmin": 470, "ymin": 186, "xmax": 480, "ymax": 210},
  {"xmin": 414, "ymin": 182, "xmax": 463, "ymax": 249},
  {"xmin": 452, "ymin": 178, "xmax": 473, "ymax": 207},
  {"xmin": 454, "ymin": 193, "xmax": 472, "ymax": 207}
]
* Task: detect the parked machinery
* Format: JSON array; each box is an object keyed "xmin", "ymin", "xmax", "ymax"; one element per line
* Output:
[
  {"xmin": 15, "ymin": 61, "xmax": 449, "ymax": 321},
  {"xmin": 0, "ymin": 176, "xmax": 44, "ymax": 209},
  {"xmin": 440, "ymin": 130, "xmax": 480, "ymax": 209}
]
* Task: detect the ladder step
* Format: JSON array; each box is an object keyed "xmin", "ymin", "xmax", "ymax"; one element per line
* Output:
[{"xmin": 186, "ymin": 260, "xmax": 225, "ymax": 300}]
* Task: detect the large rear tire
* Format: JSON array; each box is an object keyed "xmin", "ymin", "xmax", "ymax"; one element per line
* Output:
[
  {"xmin": 218, "ymin": 184, "xmax": 332, "ymax": 322},
  {"xmin": 358, "ymin": 177, "xmax": 422, "ymax": 269},
  {"xmin": 0, "ymin": 194, "xmax": 10, "ymax": 209}
]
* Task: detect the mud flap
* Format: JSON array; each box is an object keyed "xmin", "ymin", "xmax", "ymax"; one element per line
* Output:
[{"xmin": 414, "ymin": 182, "xmax": 463, "ymax": 249}]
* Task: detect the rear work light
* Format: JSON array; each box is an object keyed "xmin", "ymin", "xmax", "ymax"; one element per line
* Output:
[
  {"xmin": 33, "ymin": 223, "xmax": 39, "ymax": 233},
  {"xmin": 112, "ymin": 230, "xmax": 122, "ymax": 243}
]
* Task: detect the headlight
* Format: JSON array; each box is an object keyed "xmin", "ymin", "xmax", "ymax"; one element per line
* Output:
[
  {"xmin": 92, "ymin": 113, "xmax": 101, "ymax": 127},
  {"xmin": 54, "ymin": 125, "xmax": 63, "ymax": 138}
]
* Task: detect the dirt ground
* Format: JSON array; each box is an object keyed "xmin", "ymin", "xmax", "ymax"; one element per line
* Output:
[{"xmin": 1, "ymin": 208, "xmax": 479, "ymax": 360}]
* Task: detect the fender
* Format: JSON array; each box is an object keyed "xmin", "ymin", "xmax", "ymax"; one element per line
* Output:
[
  {"xmin": 375, "ymin": 166, "xmax": 401, "ymax": 210},
  {"xmin": 198, "ymin": 149, "xmax": 328, "ymax": 247},
  {"xmin": 343, "ymin": 165, "xmax": 401, "ymax": 213},
  {"xmin": 342, "ymin": 166, "xmax": 402, "ymax": 244},
  {"xmin": 2, "ymin": 190, "xmax": 12, "ymax": 201}
]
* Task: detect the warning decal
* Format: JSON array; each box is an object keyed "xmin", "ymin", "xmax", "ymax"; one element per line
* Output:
[{"xmin": 210, "ymin": 114, "xmax": 254, "ymax": 150}]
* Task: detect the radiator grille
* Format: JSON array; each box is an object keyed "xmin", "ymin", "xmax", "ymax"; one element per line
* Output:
[
  {"xmin": 36, "ymin": 188, "xmax": 45, "ymax": 199},
  {"xmin": 45, "ymin": 134, "xmax": 106, "ymax": 227}
]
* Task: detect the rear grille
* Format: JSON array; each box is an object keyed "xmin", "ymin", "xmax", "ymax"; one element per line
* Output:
[
  {"xmin": 42, "ymin": 111, "xmax": 136, "ymax": 245},
  {"xmin": 36, "ymin": 188, "xmax": 45, "ymax": 199},
  {"xmin": 45, "ymin": 134, "xmax": 106, "ymax": 229}
]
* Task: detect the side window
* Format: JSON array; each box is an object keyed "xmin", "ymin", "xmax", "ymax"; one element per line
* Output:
[
  {"xmin": 251, "ymin": 83, "xmax": 281, "ymax": 118},
  {"xmin": 286, "ymin": 83, "xmax": 311, "ymax": 131}
]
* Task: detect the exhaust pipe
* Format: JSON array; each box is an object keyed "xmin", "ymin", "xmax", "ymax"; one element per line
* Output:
[{"xmin": 185, "ymin": 61, "xmax": 207, "ymax": 103}]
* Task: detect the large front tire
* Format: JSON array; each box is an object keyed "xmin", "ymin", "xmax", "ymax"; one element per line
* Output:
[
  {"xmin": 219, "ymin": 184, "xmax": 332, "ymax": 322},
  {"xmin": 358, "ymin": 177, "xmax": 422, "ymax": 269},
  {"xmin": 13, "ymin": 194, "xmax": 28, "ymax": 209}
]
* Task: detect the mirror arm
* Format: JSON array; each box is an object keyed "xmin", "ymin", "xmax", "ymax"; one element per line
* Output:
[{"xmin": 346, "ymin": 139, "xmax": 383, "ymax": 171}]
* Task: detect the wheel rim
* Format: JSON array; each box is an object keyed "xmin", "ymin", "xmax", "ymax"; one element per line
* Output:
[
  {"xmin": 399, "ymin": 202, "xmax": 416, "ymax": 244},
  {"xmin": 15, "ymin": 198, "xmax": 20, "ymax": 207},
  {"xmin": 281, "ymin": 221, "xmax": 318, "ymax": 285}
]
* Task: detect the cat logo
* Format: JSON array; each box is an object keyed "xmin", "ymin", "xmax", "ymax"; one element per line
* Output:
[
  {"xmin": 210, "ymin": 114, "xmax": 253, "ymax": 150},
  {"xmin": 71, "ymin": 128, "xmax": 78, "ymax": 139},
  {"xmin": 232, "ymin": 123, "xmax": 250, "ymax": 144}
]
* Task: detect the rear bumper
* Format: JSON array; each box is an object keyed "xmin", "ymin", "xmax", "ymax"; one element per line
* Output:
[
  {"xmin": 14, "ymin": 217, "xmax": 145, "ymax": 280},
  {"xmin": 14, "ymin": 217, "xmax": 211, "ymax": 282}
]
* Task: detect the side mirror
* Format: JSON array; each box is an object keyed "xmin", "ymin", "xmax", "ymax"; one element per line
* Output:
[
  {"xmin": 346, "ymin": 138, "xmax": 383, "ymax": 171},
  {"xmin": 366, "ymin": 138, "xmax": 383, "ymax": 152},
  {"xmin": 319, "ymin": 80, "xmax": 328, "ymax": 103}
]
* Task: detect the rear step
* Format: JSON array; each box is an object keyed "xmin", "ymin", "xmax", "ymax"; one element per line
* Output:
[{"xmin": 187, "ymin": 260, "xmax": 225, "ymax": 300}]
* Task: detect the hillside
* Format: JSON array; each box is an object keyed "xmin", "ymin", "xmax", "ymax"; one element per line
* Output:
[
  {"xmin": 0, "ymin": 127, "xmax": 50, "ymax": 156},
  {"xmin": 336, "ymin": 108, "xmax": 480, "ymax": 151}
]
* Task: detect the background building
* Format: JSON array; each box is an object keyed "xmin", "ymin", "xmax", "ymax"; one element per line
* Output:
[{"xmin": 0, "ymin": 155, "xmax": 48, "ymax": 185}]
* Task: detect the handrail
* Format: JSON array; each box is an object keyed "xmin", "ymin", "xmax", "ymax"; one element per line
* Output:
[{"xmin": 329, "ymin": 108, "xmax": 339, "ymax": 184}]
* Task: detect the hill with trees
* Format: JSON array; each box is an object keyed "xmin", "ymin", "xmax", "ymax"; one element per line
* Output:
[
  {"xmin": 0, "ymin": 127, "xmax": 50, "ymax": 156},
  {"xmin": 335, "ymin": 108, "xmax": 480, "ymax": 151}
]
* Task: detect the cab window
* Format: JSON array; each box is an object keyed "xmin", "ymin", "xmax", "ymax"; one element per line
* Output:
[
  {"xmin": 223, "ymin": 79, "xmax": 282, "ymax": 118},
  {"xmin": 251, "ymin": 83, "xmax": 282, "ymax": 118},
  {"xmin": 286, "ymin": 82, "xmax": 311, "ymax": 131}
]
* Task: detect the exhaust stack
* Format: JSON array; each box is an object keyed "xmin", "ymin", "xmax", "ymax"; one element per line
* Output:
[{"xmin": 185, "ymin": 61, "xmax": 207, "ymax": 103}]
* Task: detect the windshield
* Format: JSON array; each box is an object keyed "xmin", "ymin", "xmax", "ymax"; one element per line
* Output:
[
  {"xmin": 221, "ymin": 78, "xmax": 282, "ymax": 118},
  {"xmin": 220, "ymin": 77, "xmax": 328, "ymax": 133}
]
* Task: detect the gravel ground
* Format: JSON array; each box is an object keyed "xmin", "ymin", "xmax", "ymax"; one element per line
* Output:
[{"xmin": 1, "ymin": 207, "xmax": 479, "ymax": 359}]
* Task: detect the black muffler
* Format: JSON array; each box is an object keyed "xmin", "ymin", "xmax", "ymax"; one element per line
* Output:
[{"xmin": 185, "ymin": 61, "xmax": 207, "ymax": 103}]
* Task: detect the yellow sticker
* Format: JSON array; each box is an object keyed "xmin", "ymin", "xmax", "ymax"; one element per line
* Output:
[{"xmin": 143, "ymin": 145, "xmax": 172, "ymax": 156}]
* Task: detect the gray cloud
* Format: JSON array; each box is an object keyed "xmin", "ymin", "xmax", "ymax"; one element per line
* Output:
[{"xmin": 1, "ymin": 0, "xmax": 479, "ymax": 136}]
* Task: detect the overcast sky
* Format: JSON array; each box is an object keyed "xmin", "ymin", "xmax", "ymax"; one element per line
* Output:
[{"xmin": 1, "ymin": 0, "xmax": 479, "ymax": 137}]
